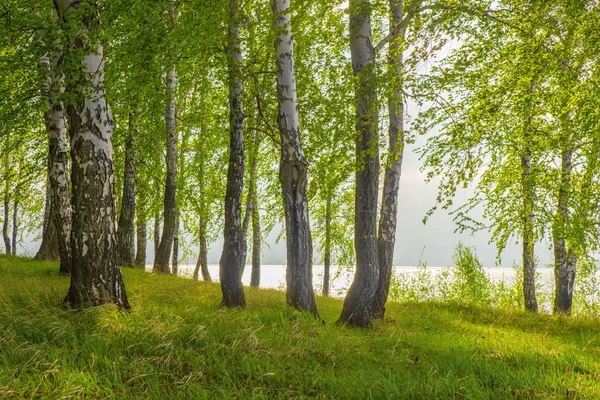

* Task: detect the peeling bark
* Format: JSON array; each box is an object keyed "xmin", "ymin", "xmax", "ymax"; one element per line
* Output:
[
  {"xmin": 338, "ymin": 0, "xmax": 380, "ymax": 327},
  {"xmin": 220, "ymin": 0, "xmax": 246, "ymax": 308},
  {"xmin": 117, "ymin": 113, "xmax": 138, "ymax": 268},
  {"xmin": 372, "ymin": 0, "xmax": 405, "ymax": 319},
  {"xmin": 56, "ymin": 0, "xmax": 129, "ymax": 309},
  {"xmin": 272, "ymin": 0, "xmax": 317, "ymax": 315}
]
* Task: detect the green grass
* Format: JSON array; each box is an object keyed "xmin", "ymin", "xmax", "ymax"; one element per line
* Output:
[{"xmin": 0, "ymin": 255, "xmax": 599, "ymax": 399}]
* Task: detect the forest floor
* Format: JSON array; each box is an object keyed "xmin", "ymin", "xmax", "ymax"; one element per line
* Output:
[{"xmin": 0, "ymin": 255, "xmax": 599, "ymax": 399}]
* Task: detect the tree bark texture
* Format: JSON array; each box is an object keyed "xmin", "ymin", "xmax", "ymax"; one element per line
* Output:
[
  {"xmin": 250, "ymin": 169, "xmax": 261, "ymax": 288},
  {"xmin": 339, "ymin": 0, "xmax": 380, "ymax": 327},
  {"xmin": 553, "ymin": 145, "xmax": 576, "ymax": 314},
  {"xmin": 521, "ymin": 146, "xmax": 538, "ymax": 313},
  {"xmin": 40, "ymin": 52, "xmax": 72, "ymax": 274},
  {"xmin": 372, "ymin": 0, "xmax": 405, "ymax": 319},
  {"xmin": 272, "ymin": 0, "xmax": 317, "ymax": 315},
  {"xmin": 153, "ymin": 65, "xmax": 178, "ymax": 275},
  {"xmin": 56, "ymin": 0, "xmax": 129, "ymax": 309},
  {"xmin": 117, "ymin": 113, "xmax": 138, "ymax": 268},
  {"xmin": 35, "ymin": 185, "xmax": 61, "ymax": 261},
  {"xmin": 220, "ymin": 0, "xmax": 246, "ymax": 308}
]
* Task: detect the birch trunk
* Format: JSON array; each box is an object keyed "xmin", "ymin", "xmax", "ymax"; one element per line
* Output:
[
  {"xmin": 153, "ymin": 65, "xmax": 178, "ymax": 274},
  {"xmin": 272, "ymin": 0, "xmax": 317, "ymax": 315},
  {"xmin": 323, "ymin": 192, "xmax": 332, "ymax": 297},
  {"xmin": 194, "ymin": 216, "xmax": 212, "ymax": 282},
  {"xmin": 11, "ymin": 193, "xmax": 18, "ymax": 256},
  {"xmin": 40, "ymin": 52, "xmax": 72, "ymax": 274},
  {"xmin": 219, "ymin": 0, "xmax": 246, "ymax": 308},
  {"xmin": 135, "ymin": 217, "xmax": 147, "ymax": 269},
  {"xmin": 372, "ymin": 0, "xmax": 405, "ymax": 319},
  {"xmin": 56, "ymin": 0, "xmax": 129, "ymax": 309},
  {"xmin": 3, "ymin": 187, "xmax": 11, "ymax": 255},
  {"xmin": 117, "ymin": 113, "xmax": 138, "ymax": 268},
  {"xmin": 154, "ymin": 213, "xmax": 161, "ymax": 254},
  {"xmin": 553, "ymin": 143, "xmax": 576, "ymax": 314},
  {"xmin": 172, "ymin": 210, "xmax": 179, "ymax": 276},
  {"xmin": 521, "ymin": 145, "xmax": 538, "ymax": 313},
  {"xmin": 35, "ymin": 181, "xmax": 60, "ymax": 261},
  {"xmin": 250, "ymin": 172, "xmax": 261, "ymax": 288},
  {"xmin": 338, "ymin": 0, "xmax": 380, "ymax": 327}
]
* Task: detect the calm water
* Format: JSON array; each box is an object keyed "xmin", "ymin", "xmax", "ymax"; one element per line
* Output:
[{"xmin": 147, "ymin": 264, "xmax": 556, "ymax": 299}]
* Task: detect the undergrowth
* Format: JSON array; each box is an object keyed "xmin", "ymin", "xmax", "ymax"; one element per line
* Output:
[{"xmin": 1, "ymin": 255, "xmax": 599, "ymax": 399}]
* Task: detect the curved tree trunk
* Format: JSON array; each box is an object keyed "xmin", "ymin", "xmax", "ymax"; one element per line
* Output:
[
  {"xmin": 220, "ymin": 0, "xmax": 246, "ymax": 308},
  {"xmin": 153, "ymin": 65, "xmax": 178, "ymax": 275},
  {"xmin": 135, "ymin": 217, "xmax": 147, "ymax": 269},
  {"xmin": 56, "ymin": 0, "xmax": 129, "ymax": 309},
  {"xmin": 40, "ymin": 52, "xmax": 72, "ymax": 274},
  {"xmin": 338, "ymin": 0, "xmax": 380, "ymax": 327},
  {"xmin": 272, "ymin": 0, "xmax": 317, "ymax": 315},
  {"xmin": 372, "ymin": 0, "xmax": 405, "ymax": 319},
  {"xmin": 117, "ymin": 113, "xmax": 138, "ymax": 268}
]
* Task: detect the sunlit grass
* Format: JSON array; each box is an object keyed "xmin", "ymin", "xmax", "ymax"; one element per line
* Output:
[{"xmin": 0, "ymin": 255, "xmax": 599, "ymax": 399}]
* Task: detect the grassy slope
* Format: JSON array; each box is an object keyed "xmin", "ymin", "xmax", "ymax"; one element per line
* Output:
[{"xmin": 0, "ymin": 256, "xmax": 599, "ymax": 399}]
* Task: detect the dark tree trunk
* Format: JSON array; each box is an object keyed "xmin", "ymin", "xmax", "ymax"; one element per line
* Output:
[
  {"xmin": 11, "ymin": 194, "xmax": 18, "ymax": 256},
  {"xmin": 154, "ymin": 213, "xmax": 161, "ymax": 256},
  {"xmin": 323, "ymin": 192, "xmax": 332, "ymax": 297},
  {"xmin": 40, "ymin": 52, "xmax": 72, "ymax": 274},
  {"xmin": 272, "ymin": 0, "xmax": 317, "ymax": 315},
  {"xmin": 35, "ymin": 195, "xmax": 61, "ymax": 260},
  {"xmin": 338, "ymin": 0, "xmax": 380, "ymax": 327},
  {"xmin": 521, "ymin": 145, "xmax": 538, "ymax": 313},
  {"xmin": 57, "ymin": 0, "xmax": 129, "ymax": 309},
  {"xmin": 372, "ymin": 0, "xmax": 405, "ymax": 319},
  {"xmin": 3, "ymin": 189, "xmax": 11, "ymax": 255},
  {"xmin": 135, "ymin": 217, "xmax": 147, "ymax": 269},
  {"xmin": 117, "ymin": 113, "xmax": 138, "ymax": 268},
  {"xmin": 220, "ymin": 0, "xmax": 246, "ymax": 308},
  {"xmin": 35, "ymin": 177, "xmax": 61, "ymax": 261},
  {"xmin": 172, "ymin": 210, "xmax": 179, "ymax": 276},
  {"xmin": 194, "ymin": 216, "xmax": 212, "ymax": 282},
  {"xmin": 153, "ymin": 65, "xmax": 178, "ymax": 275},
  {"xmin": 553, "ymin": 145, "xmax": 576, "ymax": 314}
]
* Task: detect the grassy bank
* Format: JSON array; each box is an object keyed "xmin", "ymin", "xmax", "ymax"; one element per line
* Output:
[{"xmin": 0, "ymin": 255, "xmax": 599, "ymax": 399}]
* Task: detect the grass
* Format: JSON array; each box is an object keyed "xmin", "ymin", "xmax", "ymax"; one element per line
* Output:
[{"xmin": 0, "ymin": 255, "xmax": 599, "ymax": 399}]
